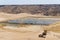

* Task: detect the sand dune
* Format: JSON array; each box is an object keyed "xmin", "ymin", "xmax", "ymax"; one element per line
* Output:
[
  {"xmin": 0, "ymin": 25, "xmax": 60, "ymax": 40},
  {"xmin": 0, "ymin": 12, "xmax": 44, "ymax": 22},
  {"xmin": 0, "ymin": 13, "xmax": 31, "ymax": 22},
  {"xmin": 0, "ymin": 12, "xmax": 59, "ymax": 22}
]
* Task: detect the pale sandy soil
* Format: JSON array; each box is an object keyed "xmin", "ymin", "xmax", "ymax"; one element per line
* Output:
[
  {"xmin": 0, "ymin": 13, "xmax": 31, "ymax": 22},
  {"xmin": 0, "ymin": 12, "xmax": 60, "ymax": 22},
  {"xmin": 0, "ymin": 25, "xmax": 60, "ymax": 40},
  {"xmin": 0, "ymin": 13, "xmax": 60, "ymax": 40},
  {"xmin": 0, "ymin": 12, "xmax": 44, "ymax": 22}
]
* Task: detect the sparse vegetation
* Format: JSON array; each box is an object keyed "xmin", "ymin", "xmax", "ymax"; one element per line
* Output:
[
  {"xmin": 0, "ymin": 23, "xmax": 6, "ymax": 28},
  {"xmin": 0, "ymin": 23, "xmax": 6, "ymax": 26},
  {"xmin": 1, "ymin": 5, "xmax": 60, "ymax": 16}
]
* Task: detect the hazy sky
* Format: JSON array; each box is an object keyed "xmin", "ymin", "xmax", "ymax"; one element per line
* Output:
[{"xmin": 0, "ymin": 0, "xmax": 60, "ymax": 5}]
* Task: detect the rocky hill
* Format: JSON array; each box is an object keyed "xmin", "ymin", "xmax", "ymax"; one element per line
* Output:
[{"xmin": 0, "ymin": 5, "xmax": 60, "ymax": 16}]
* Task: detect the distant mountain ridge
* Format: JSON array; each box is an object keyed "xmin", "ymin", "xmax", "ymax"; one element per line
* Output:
[{"xmin": 0, "ymin": 5, "xmax": 60, "ymax": 16}]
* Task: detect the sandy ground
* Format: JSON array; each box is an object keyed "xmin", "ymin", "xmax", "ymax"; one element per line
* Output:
[
  {"xmin": 0, "ymin": 13, "xmax": 44, "ymax": 22},
  {"xmin": 0, "ymin": 12, "xmax": 60, "ymax": 22},
  {"xmin": 0, "ymin": 25, "xmax": 60, "ymax": 40},
  {"xmin": 0, "ymin": 13, "xmax": 60, "ymax": 40}
]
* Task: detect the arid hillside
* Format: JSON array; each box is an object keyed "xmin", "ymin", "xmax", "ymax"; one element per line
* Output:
[{"xmin": 0, "ymin": 5, "xmax": 60, "ymax": 16}]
